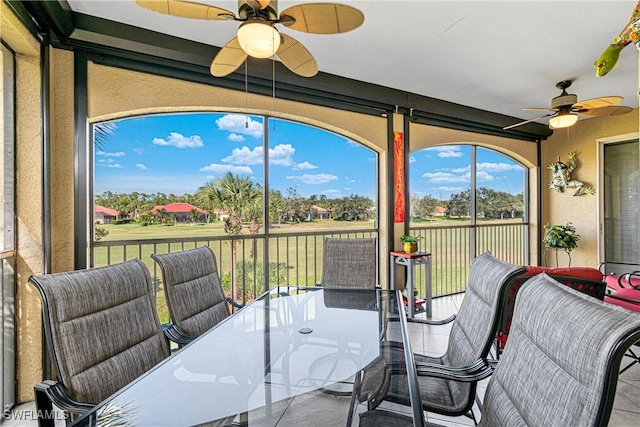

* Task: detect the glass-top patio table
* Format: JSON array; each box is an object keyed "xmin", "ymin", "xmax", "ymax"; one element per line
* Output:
[{"xmin": 70, "ymin": 287, "xmax": 424, "ymax": 427}]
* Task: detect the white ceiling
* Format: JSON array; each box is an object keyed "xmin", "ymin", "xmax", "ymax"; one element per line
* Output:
[{"xmin": 66, "ymin": 0, "xmax": 640, "ymax": 125}]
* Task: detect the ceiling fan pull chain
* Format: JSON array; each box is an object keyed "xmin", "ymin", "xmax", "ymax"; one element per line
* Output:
[{"xmin": 245, "ymin": 60, "xmax": 249, "ymax": 128}]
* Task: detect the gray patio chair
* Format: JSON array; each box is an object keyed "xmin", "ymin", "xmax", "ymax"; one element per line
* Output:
[
  {"xmin": 320, "ymin": 237, "xmax": 377, "ymax": 288},
  {"xmin": 358, "ymin": 273, "xmax": 640, "ymax": 427},
  {"xmin": 29, "ymin": 259, "xmax": 171, "ymax": 427},
  {"xmin": 151, "ymin": 245, "xmax": 243, "ymax": 345},
  {"xmin": 358, "ymin": 251, "xmax": 525, "ymax": 423}
]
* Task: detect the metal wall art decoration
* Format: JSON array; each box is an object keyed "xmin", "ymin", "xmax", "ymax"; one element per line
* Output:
[{"xmin": 548, "ymin": 152, "xmax": 595, "ymax": 196}]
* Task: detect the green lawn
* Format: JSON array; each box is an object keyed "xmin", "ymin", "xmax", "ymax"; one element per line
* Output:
[{"xmin": 93, "ymin": 218, "xmax": 524, "ymax": 323}]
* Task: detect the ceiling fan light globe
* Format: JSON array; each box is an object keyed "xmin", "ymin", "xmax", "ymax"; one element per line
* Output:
[
  {"xmin": 237, "ymin": 20, "xmax": 280, "ymax": 58},
  {"xmin": 549, "ymin": 112, "xmax": 578, "ymax": 129}
]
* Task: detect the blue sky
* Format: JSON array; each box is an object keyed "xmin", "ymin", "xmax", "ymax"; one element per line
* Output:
[
  {"xmin": 94, "ymin": 113, "xmax": 377, "ymax": 198},
  {"xmin": 409, "ymin": 146, "xmax": 525, "ymax": 200},
  {"xmin": 94, "ymin": 112, "xmax": 524, "ymax": 201}
]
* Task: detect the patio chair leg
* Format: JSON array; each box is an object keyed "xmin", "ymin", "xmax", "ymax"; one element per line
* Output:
[{"xmin": 34, "ymin": 383, "xmax": 56, "ymax": 427}]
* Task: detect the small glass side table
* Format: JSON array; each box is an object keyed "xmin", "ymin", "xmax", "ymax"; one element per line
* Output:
[{"xmin": 390, "ymin": 251, "xmax": 432, "ymax": 319}]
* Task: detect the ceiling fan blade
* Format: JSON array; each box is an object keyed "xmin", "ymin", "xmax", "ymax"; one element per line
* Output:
[
  {"xmin": 503, "ymin": 113, "xmax": 555, "ymax": 130},
  {"xmin": 578, "ymin": 105, "xmax": 633, "ymax": 117},
  {"xmin": 210, "ymin": 37, "xmax": 247, "ymax": 77},
  {"xmin": 279, "ymin": 3, "xmax": 364, "ymax": 34},
  {"xmin": 523, "ymin": 107, "xmax": 556, "ymax": 112},
  {"xmin": 276, "ymin": 34, "xmax": 318, "ymax": 77},
  {"xmin": 573, "ymin": 96, "xmax": 623, "ymax": 110},
  {"xmin": 135, "ymin": 0, "xmax": 235, "ymax": 20}
]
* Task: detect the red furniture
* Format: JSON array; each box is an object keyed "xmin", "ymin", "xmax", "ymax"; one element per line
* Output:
[
  {"xmin": 496, "ymin": 266, "xmax": 606, "ymax": 352},
  {"xmin": 604, "ymin": 271, "xmax": 640, "ymax": 373}
]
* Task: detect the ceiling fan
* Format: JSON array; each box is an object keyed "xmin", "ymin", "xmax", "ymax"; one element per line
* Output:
[
  {"xmin": 135, "ymin": 0, "xmax": 364, "ymax": 78},
  {"xmin": 503, "ymin": 80, "xmax": 632, "ymax": 130}
]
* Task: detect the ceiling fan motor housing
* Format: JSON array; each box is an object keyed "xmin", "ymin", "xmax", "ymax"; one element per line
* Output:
[
  {"xmin": 239, "ymin": 0, "xmax": 278, "ymax": 20},
  {"xmin": 551, "ymin": 92, "xmax": 577, "ymax": 109}
]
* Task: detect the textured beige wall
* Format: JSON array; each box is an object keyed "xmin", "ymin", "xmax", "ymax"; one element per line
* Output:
[
  {"xmin": 541, "ymin": 109, "xmax": 639, "ymax": 268},
  {"xmin": 49, "ymin": 49, "xmax": 75, "ymax": 273},
  {"xmin": 2, "ymin": 2, "xmax": 45, "ymax": 403}
]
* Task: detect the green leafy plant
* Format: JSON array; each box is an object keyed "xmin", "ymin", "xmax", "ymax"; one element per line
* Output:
[
  {"xmin": 400, "ymin": 235, "xmax": 423, "ymax": 243},
  {"xmin": 543, "ymin": 222, "xmax": 580, "ymax": 251}
]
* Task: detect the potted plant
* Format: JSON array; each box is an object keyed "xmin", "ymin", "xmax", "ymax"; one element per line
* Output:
[
  {"xmin": 400, "ymin": 235, "xmax": 423, "ymax": 254},
  {"xmin": 543, "ymin": 222, "xmax": 580, "ymax": 251}
]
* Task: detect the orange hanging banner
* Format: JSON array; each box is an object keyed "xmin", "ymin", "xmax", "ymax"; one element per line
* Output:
[{"xmin": 393, "ymin": 131, "xmax": 405, "ymax": 223}]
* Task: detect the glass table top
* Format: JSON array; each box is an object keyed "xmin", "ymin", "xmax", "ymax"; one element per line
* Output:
[{"xmin": 71, "ymin": 287, "xmax": 421, "ymax": 427}]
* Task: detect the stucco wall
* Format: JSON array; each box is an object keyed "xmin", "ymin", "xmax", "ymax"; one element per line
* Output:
[
  {"xmin": 50, "ymin": 49, "xmax": 75, "ymax": 273},
  {"xmin": 1, "ymin": 2, "xmax": 45, "ymax": 403},
  {"xmin": 541, "ymin": 110, "xmax": 638, "ymax": 268}
]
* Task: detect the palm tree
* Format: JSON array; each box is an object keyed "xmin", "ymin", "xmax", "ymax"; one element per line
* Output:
[
  {"xmin": 197, "ymin": 173, "xmax": 260, "ymax": 298},
  {"xmin": 244, "ymin": 187, "xmax": 263, "ymax": 262}
]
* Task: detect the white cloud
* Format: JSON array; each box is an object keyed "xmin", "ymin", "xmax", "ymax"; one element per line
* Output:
[
  {"xmin": 424, "ymin": 145, "xmax": 462, "ymax": 152},
  {"xmin": 422, "ymin": 171, "xmax": 468, "ymax": 183},
  {"xmin": 222, "ymin": 143, "xmax": 295, "ymax": 166},
  {"xmin": 476, "ymin": 171, "xmax": 495, "ymax": 181},
  {"xmin": 107, "ymin": 163, "xmax": 123, "ymax": 168},
  {"xmin": 322, "ymin": 189, "xmax": 342, "ymax": 195},
  {"xmin": 438, "ymin": 150, "xmax": 464, "ymax": 158},
  {"xmin": 136, "ymin": 163, "xmax": 148, "ymax": 170},
  {"xmin": 421, "ymin": 146, "xmax": 464, "ymax": 158},
  {"xmin": 477, "ymin": 162, "xmax": 521, "ymax": 172},
  {"xmin": 215, "ymin": 114, "xmax": 263, "ymax": 138},
  {"xmin": 293, "ymin": 161, "xmax": 318, "ymax": 170},
  {"xmin": 199, "ymin": 164, "xmax": 254, "ymax": 174},
  {"xmin": 431, "ymin": 186, "xmax": 465, "ymax": 193},
  {"xmin": 286, "ymin": 173, "xmax": 338, "ymax": 184},
  {"xmin": 96, "ymin": 150, "xmax": 125, "ymax": 157},
  {"xmin": 152, "ymin": 132, "xmax": 204, "ymax": 148},
  {"xmin": 133, "ymin": 148, "xmax": 144, "ymax": 155},
  {"xmin": 227, "ymin": 133, "xmax": 245, "ymax": 142},
  {"xmin": 423, "ymin": 170, "xmax": 494, "ymax": 184},
  {"xmin": 409, "ymin": 156, "xmax": 416, "ymax": 163}
]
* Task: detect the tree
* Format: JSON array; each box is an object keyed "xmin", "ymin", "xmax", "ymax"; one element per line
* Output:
[
  {"xmin": 447, "ymin": 190, "xmax": 470, "ymax": 217},
  {"xmin": 410, "ymin": 194, "xmax": 438, "ymax": 220},
  {"xmin": 268, "ymin": 190, "xmax": 286, "ymax": 224},
  {"xmin": 188, "ymin": 208, "xmax": 201, "ymax": 225},
  {"xmin": 197, "ymin": 173, "xmax": 260, "ymax": 298},
  {"xmin": 332, "ymin": 194, "xmax": 374, "ymax": 221}
]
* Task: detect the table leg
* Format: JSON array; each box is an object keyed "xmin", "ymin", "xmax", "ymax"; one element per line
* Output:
[{"xmin": 407, "ymin": 259, "xmax": 415, "ymax": 319}]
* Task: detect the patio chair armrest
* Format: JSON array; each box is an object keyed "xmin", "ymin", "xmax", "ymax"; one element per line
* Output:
[
  {"xmin": 407, "ymin": 314, "xmax": 456, "ymax": 326},
  {"xmin": 620, "ymin": 271, "xmax": 640, "ymax": 290},
  {"xmin": 415, "ymin": 360, "xmax": 494, "ymax": 382},
  {"xmin": 416, "ymin": 358, "xmax": 487, "ymax": 375},
  {"xmin": 226, "ymin": 297, "xmax": 245, "ymax": 310},
  {"xmin": 162, "ymin": 323, "xmax": 197, "ymax": 346},
  {"xmin": 35, "ymin": 380, "xmax": 93, "ymax": 426}
]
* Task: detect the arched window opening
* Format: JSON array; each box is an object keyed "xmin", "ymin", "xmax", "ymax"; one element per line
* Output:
[
  {"xmin": 410, "ymin": 144, "xmax": 528, "ymax": 296},
  {"xmin": 91, "ymin": 112, "xmax": 378, "ymax": 318}
]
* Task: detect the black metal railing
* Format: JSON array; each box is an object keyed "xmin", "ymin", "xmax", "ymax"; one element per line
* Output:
[
  {"xmin": 92, "ymin": 222, "xmax": 527, "ymax": 322},
  {"xmin": 409, "ymin": 222, "xmax": 529, "ymax": 298}
]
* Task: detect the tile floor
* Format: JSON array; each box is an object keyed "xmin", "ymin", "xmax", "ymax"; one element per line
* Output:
[{"xmin": 3, "ymin": 294, "xmax": 640, "ymax": 426}]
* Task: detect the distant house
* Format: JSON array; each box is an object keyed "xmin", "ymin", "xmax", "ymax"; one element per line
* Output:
[
  {"xmin": 211, "ymin": 208, "xmax": 229, "ymax": 221},
  {"xmin": 310, "ymin": 205, "xmax": 332, "ymax": 220},
  {"xmin": 94, "ymin": 205, "xmax": 117, "ymax": 224},
  {"xmin": 152, "ymin": 202, "xmax": 208, "ymax": 223},
  {"xmin": 432, "ymin": 206, "xmax": 448, "ymax": 217}
]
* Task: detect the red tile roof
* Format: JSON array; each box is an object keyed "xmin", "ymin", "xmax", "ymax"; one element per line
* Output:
[
  {"xmin": 95, "ymin": 205, "xmax": 117, "ymax": 216},
  {"xmin": 151, "ymin": 202, "xmax": 208, "ymax": 214}
]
